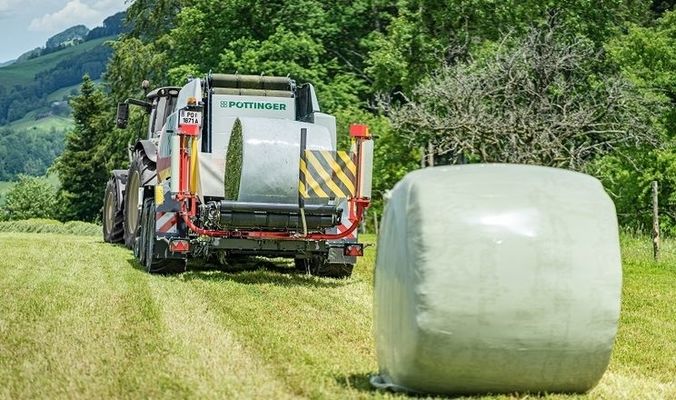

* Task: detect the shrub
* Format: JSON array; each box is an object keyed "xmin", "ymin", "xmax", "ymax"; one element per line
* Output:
[{"xmin": 0, "ymin": 175, "xmax": 57, "ymax": 221}]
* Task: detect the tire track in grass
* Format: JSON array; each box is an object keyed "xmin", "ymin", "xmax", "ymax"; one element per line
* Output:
[
  {"xmin": 0, "ymin": 234, "xmax": 186, "ymax": 399},
  {"xmin": 179, "ymin": 268, "xmax": 382, "ymax": 400},
  {"xmin": 146, "ymin": 276, "xmax": 298, "ymax": 399}
]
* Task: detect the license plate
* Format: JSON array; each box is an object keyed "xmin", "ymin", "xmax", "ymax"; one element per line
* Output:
[{"xmin": 179, "ymin": 110, "xmax": 202, "ymax": 126}]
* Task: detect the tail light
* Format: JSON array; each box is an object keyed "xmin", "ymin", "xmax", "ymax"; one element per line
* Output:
[
  {"xmin": 170, "ymin": 240, "xmax": 190, "ymax": 253},
  {"xmin": 344, "ymin": 243, "xmax": 364, "ymax": 257}
]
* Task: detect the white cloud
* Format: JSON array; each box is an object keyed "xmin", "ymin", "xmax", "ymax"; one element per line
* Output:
[
  {"xmin": 0, "ymin": 0, "xmax": 40, "ymax": 14},
  {"xmin": 0, "ymin": 0, "xmax": 18, "ymax": 12},
  {"xmin": 28, "ymin": 0, "xmax": 125, "ymax": 33}
]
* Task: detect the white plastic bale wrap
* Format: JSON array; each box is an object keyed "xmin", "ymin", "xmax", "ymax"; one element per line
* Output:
[
  {"xmin": 373, "ymin": 164, "xmax": 622, "ymax": 395},
  {"xmin": 227, "ymin": 117, "xmax": 334, "ymax": 204}
]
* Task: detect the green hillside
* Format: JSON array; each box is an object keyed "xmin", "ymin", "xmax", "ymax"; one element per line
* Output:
[
  {"xmin": 7, "ymin": 79, "xmax": 101, "ymax": 133},
  {"xmin": 0, "ymin": 36, "xmax": 111, "ymax": 88},
  {"xmin": 46, "ymin": 82, "xmax": 83, "ymax": 102},
  {"xmin": 0, "ymin": 34, "xmax": 113, "ymax": 180},
  {"xmin": 0, "ymin": 35, "xmax": 114, "ymax": 127},
  {"xmin": 8, "ymin": 113, "xmax": 72, "ymax": 132}
]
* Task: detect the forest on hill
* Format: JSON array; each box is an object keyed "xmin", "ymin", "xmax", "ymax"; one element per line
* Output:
[
  {"xmin": 8, "ymin": 1, "xmax": 676, "ymax": 235},
  {"xmin": 0, "ymin": 12, "xmax": 128, "ymax": 182},
  {"xmin": 0, "ymin": 12, "xmax": 127, "ymax": 125}
]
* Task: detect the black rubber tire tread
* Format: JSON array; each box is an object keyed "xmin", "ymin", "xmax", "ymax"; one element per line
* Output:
[
  {"xmin": 123, "ymin": 149, "xmax": 156, "ymax": 249},
  {"xmin": 103, "ymin": 177, "xmax": 124, "ymax": 243},
  {"xmin": 142, "ymin": 199, "xmax": 186, "ymax": 275},
  {"xmin": 295, "ymin": 257, "xmax": 354, "ymax": 279},
  {"xmin": 136, "ymin": 199, "xmax": 148, "ymax": 265}
]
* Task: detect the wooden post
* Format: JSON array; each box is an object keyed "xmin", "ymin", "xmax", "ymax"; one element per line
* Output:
[
  {"xmin": 427, "ymin": 142, "xmax": 435, "ymax": 167},
  {"xmin": 652, "ymin": 181, "xmax": 660, "ymax": 261},
  {"xmin": 373, "ymin": 211, "xmax": 379, "ymax": 236}
]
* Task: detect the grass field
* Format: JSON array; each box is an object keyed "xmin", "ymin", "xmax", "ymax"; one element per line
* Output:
[
  {"xmin": 0, "ymin": 231, "xmax": 673, "ymax": 399},
  {"xmin": 7, "ymin": 113, "xmax": 72, "ymax": 132}
]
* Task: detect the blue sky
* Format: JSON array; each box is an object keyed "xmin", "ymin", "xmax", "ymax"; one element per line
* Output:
[{"xmin": 0, "ymin": 0, "xmax": 127, "ymax": 63}]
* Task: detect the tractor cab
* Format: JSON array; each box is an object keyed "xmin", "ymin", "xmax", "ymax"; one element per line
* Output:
[
  {"xmin": 146, "ymin": 87, "xmax": 180, "ymax": 139},
  {"xmin": 115, "ymin": 86, "xmax": 180, "ymax": 141}
]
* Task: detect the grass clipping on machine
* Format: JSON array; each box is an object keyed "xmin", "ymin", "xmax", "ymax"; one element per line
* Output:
[{"xmin": 224, "ymin": 118, "xmax": 243, "ymax": 200}]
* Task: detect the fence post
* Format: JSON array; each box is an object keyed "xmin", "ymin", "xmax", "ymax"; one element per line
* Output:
[
  {"xmin": 427, "ymin": 142, "xmax": 435, "ymax": 167},
  {"xmin": 373, "ymin": 211, "xmax": 379, "ymax": 236},
  {"xmin": 652, "ymin": 181, "xmax": 660, "ymax": 261}
]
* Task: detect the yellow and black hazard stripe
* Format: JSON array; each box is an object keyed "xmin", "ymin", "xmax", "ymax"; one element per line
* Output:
[{"xmin": 299, "ymin": 150, "xmax": 356, "ymax": 199}]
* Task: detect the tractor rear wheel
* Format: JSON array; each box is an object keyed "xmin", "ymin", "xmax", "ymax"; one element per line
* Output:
[
  {"xmin": 123, "ymin": 150, "xmax": 156, "ymax": 248},
  {"xmin": 136, "ymin": 199, "xmax": 148, "ymax": 265},
  {"xmin": 103, "ymin": 177, "xmax": 124, "ymax": 243},
  {"xmin": 140, "ymin": 199, "xmax": 186, "ymax": 274},
  {"xmin": 295, "ymin": 257, "xmax": 354, "ymax": 279}
]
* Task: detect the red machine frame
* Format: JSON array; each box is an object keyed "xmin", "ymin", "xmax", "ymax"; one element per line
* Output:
[{"xmin": 173, "ymin": 106, "xmax": 371, "ymax": 241}]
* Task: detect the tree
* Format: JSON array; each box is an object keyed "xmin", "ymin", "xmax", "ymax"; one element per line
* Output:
[
  {"xmin": 366, "ymin": 0, "xmax": 652, "ymax": 94},
  {"xmin": 1, "ymin": 175, "xmax": 57, "ymax": 221},
  {"xmin": 334, "ymin": 108, "xmax": 420, "ymax": 218},
  {"xmin": 390, "ymin": 23, "xmax": 660, "ymax": 170},
  {"xmin": 594, "ymin": 10, "xmax": 676, "ymax": 234},
  {"xmin": 53, "ymin": 76, "xmax": 109, "ymax": 222},
  {"xmin": 607, "ymin": 10, "xmax": 675, "ymax": 133}
]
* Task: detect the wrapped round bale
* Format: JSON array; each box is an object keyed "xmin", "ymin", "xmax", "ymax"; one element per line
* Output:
[
  {"xmin": 372, "ymin": 164, "xmax": 622, "ymax": 395},
  {"xmin": 223, "ymin": 117, "xmax": 334, "ymax": 204}
]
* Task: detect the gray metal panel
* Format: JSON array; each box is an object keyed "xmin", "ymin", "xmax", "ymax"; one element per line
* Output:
[
  {"xmin": 198, "ymin": 152, "xmax": 226, "ymax": 198},
  {"xmin": 312, "ymin": 113, "xmax": 336, "ymax": 150},
  {"xmin": 176, "ymin": 78, "xmax": 202, "ymax": 110},
  {"xmin": 207, "ymin": 237, "xmax": 328, "ymax": 253},
  {"xmin": 359, "ymin": 140, "xmax": 374, "ymax": 198},
  {"xmin": 213, "ymin": 94, "xmax": 295, "ymax": 120},
  {"xmin": 198, "ymin": 115, "xmax": 236, "ymax": 198}
]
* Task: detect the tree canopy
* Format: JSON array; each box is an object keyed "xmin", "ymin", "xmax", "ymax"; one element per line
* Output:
[
  {"xmin": 53, "ymin": 76, "xmax": 110, "ymax": 222},
  {"xmin": 48, "ymin": 1, "xmax": 674, "ymax": 233},
  {"xmin": 392, "ymin": 22, "xmax": 659, "ymax": 169}
]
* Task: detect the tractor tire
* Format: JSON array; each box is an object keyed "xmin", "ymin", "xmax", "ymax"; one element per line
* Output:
[
  {"xmin": 135, "ymin": 199, "xmax": 148, "ymax": 265},
  {"xmin": 103, "ymin": 177, "xmax": 124, "ymax": 243},
  {"xmin": 295, "ymin": 257, "xmax": 354, "ymax": 279},
  {"xmin": 140, "ymin": 199, "xmax": 186, "ymax": 274},
  {"xmin": 123, "ymin": 150, "xmax": 156, "ymax": 248}
]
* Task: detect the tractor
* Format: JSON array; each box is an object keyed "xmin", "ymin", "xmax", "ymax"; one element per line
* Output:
[{"xmin": 102, "ymin": 74, "xmax": 373, "ymax": 277}]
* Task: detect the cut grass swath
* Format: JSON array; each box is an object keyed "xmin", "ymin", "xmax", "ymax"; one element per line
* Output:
[{"xmin": 0, "ymin": 218, "xmax": 99, "ymax": 236}]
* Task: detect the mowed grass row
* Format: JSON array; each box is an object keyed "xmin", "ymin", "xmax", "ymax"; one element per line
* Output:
[{"xmin": 0, "ymin": 232, "xmax": 673, "ymax": 399}]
